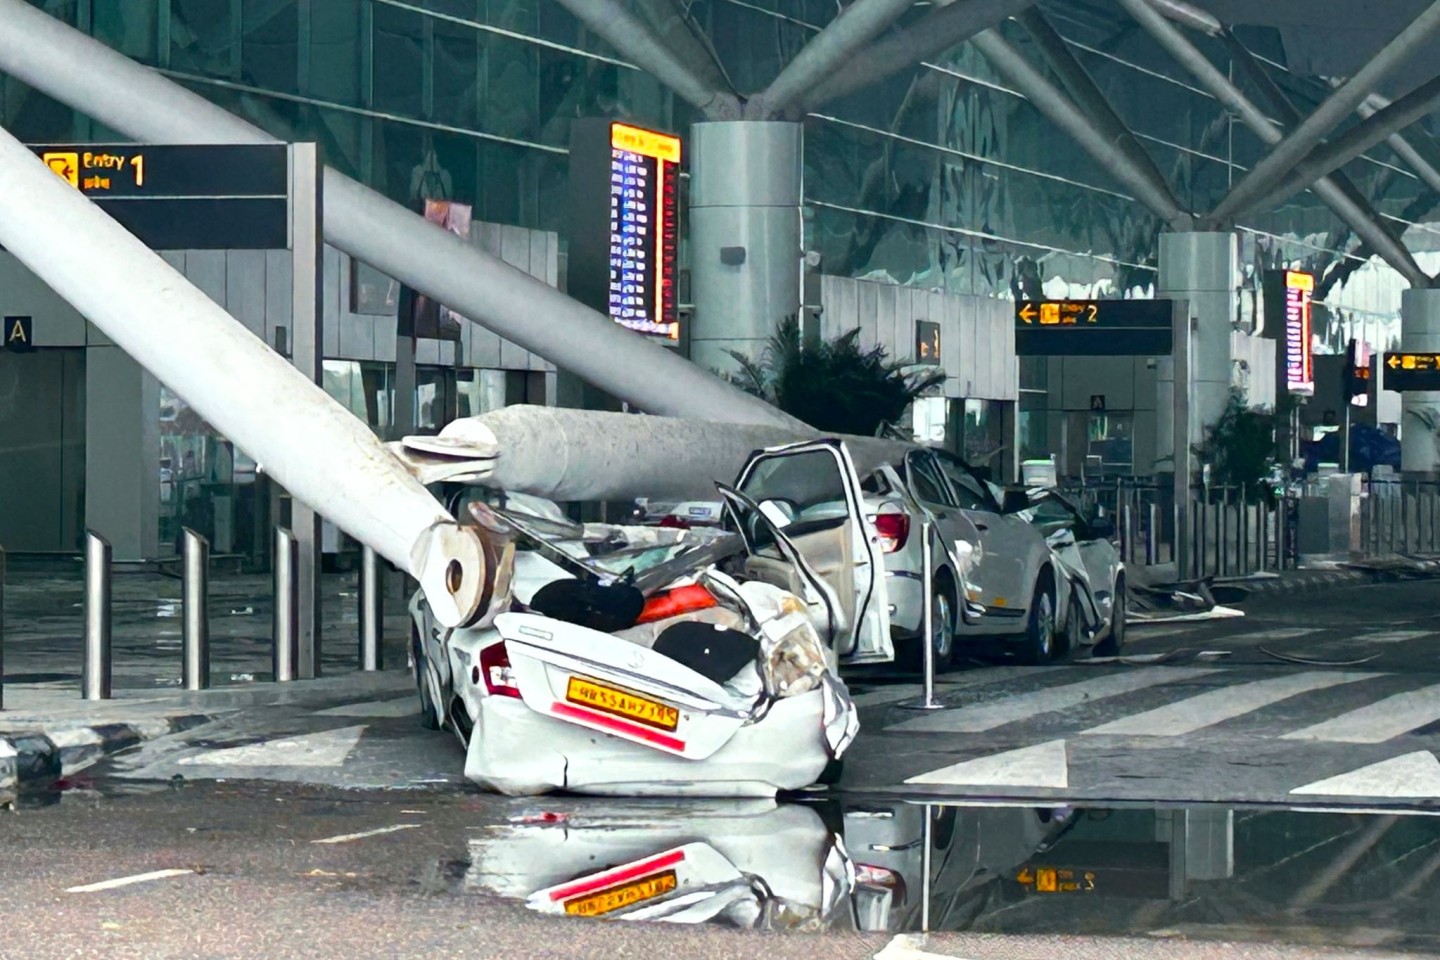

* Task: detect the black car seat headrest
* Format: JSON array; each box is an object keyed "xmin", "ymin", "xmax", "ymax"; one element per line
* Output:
[
  {"xmin": 528, "ymin": 578, "xmax": 645, "ymax": 634},
  {"xmin": 652, "ymin": 621, "xmax": 759, "ymax": 685}
]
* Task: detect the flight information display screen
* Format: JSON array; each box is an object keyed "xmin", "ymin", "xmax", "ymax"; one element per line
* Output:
[
  {"xmin": 567, "ymin": 120, "xmax": 682, "ymax": 343},
  {"xmin": 606, "ymin": 123, "xmax": 680, "ymax": 340}
]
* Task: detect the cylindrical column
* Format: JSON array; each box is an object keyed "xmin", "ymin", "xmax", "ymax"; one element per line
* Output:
[
  {"xmin": 182, "ymin": 528, "xmax": 210, "ymax": 691},
  {"xmin": 273, "ymin": 527, "xmax": 298, "ymax": 683},
  {"xmin": 83, "ymin": 531, "xmax": 112, "ymax": 701},
  {"xmin": 921, "ymin": 522, "xmax": 936, "ymax": 707},
  {"xmin": 1146, "ymin": 502, "xmax": 1159, "ymax": 566},
  {"xmin": 689, "ymin": 121, "xmax": 803, "ymax": 376},
  {"xmin": 359, "ymin": 544, "xmax": 384, "ymax": 672},
  {"xmin": 1157, "ymin": 232, "xmax": 1238, "ymax": 460},
  {"xmin": 1120, "ymin": 504, "xmax": 1134, "ymax": 563},
  {"xmin": 1219, "ymin": 489, "xmax": 1231, "ymax": 577},
  {"xmin": 1401, "ymin": 289, "xmax": 1440, "ymax": 476}
]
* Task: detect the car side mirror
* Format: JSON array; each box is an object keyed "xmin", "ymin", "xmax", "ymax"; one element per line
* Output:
[
  {"xmin": 1001, "ymin": 489, "xmax": 1031, "ymax": 515},
  {"xmin": 1088, "ymin": 516, "xmax": 1116, "ymax": 540}
]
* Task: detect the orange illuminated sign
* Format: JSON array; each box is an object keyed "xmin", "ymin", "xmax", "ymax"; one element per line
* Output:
[{"xmin": 611, "ymin": 123, "xmax": 681, "ymax": 163}]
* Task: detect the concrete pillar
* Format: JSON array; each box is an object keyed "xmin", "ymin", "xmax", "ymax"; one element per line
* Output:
[
  {"xmin": 1401, "ymin": 287, "xmax": 1440, "ymax": 476},
  {"xmin": 688, "ymin": 121, "xmax": 803, "ymax": 376},
  {"xmin": 1156, "ymin": 232, "xmax": 1237, "ymax": 467},
  {"xmin": 85, "ymin": 344, "xmax": 159, "ymax": 561}
]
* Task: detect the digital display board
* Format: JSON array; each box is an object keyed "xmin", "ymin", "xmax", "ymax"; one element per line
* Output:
[
  {"xmin": 29, "ymin": 143, "xmax": 289, "ymax": 250},
  {"xmin": 1014, "ymin": 299, "xmax": 1174, "ymax": 356},
  {"xmin": 1382, "ymin": 352, "xmax": 1440, "ymax": 391},
  {"xmin": 1283, "ymin": 270, "xmax": 1315, "ymax": 396},
  {"xmin": 568, "ymin": 120, "xmax": 682, "ymax": 343}
]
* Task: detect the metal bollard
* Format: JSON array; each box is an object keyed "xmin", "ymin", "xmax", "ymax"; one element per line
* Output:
[
  {"xmin": 181, "ymin": 528, "xmax": 210, "ymax": 691},
  {"xmin": 82, "ymin": 531, "xmax": 112, "ymax": 701},
  {"xmin": 921, "ymin": 802, "xmax": 935, "ymax": 934},
  {"xmin": 359, "ymin": 544, "xmax": 383, "ymax": 671},
  {"xmin": 1239, "ymin": 497, "xmax": 1250, "ymax": 575},
  {"xmin": 1218, "ymin": 490, "xmax": 1230, "ymax": 578},
  {"xmin": 273, "ymin": 527, "xmax": 298, "ymax": 682},
  {"xmin": 1145, "ymin": 503, "xmax": 1158, "ymax": 566},
  {"xmin": 899, "ymin": 522, "xmax": 944, "ymax": 712}
]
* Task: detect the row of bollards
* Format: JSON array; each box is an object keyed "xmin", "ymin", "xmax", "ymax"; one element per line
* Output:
[{"xmin": 72, "ymin": 526, "xmax": 385, "ymax": 702}]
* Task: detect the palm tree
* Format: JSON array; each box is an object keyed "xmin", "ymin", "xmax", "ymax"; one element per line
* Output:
[{"xmin": 725, "ymin": 316, "xmax": 947, "ymax": 437}]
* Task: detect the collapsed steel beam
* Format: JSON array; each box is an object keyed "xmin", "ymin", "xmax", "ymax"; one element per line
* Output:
[
  {"xmin": 0, "ymin": 122, "xmax": 487, "ymax": 629},
  {"xmin": 1116, "ymin": 0, "xmax": 1431, "ymax": 288},
  {"xmin": 801, "ymin": 0, "xmax": 1038, "ymax": 112},
  {"xmin": 1145, "ymin": 0, "xmax": 1221, "ymax": 36},
  {"xmin": 552, "ymin": 0, "xmax": 741, "ymax": 119},
  {"xmin": 1210, "ymin": 0, "xmax": 1440, "ymax": 223},
  {"xmin": 1251, "ymin": 73, "xmax": 1440, "ymax": 216},
  {"xmin": 0, "ymin": 0, "xmax": 802, "ymax": 429},
  {"xmin": 753, "ymin": 0, "xmax": 916, "ymax": 119},
  {"xmin": 970, "ymin": 28, "xmax": 1191, "ymax": 228},
  {"xmin": 1015, "ymin": 8, "xmax": 1184, "ymax": 224},
  {"xmin": 1361, "ymin": 92, "xmax": 1440, "ymax": 198}
]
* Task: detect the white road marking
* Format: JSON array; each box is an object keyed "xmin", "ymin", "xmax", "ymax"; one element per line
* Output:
[
  {"xmin": 315, "ymin": 698, "xmax": 419, "ymax": 718},
  {"xmin": 852, "ymin": 667, "xmax": 1052, "ymax": 708},
  {"xmin": 1357, "ymin": 630, "xmax": 1433, "ymax": 644},
  {"xmin": 1291, "ymin": 751, "xmax": 1440, "ymax": 798},
  {"xmin": 887, "ymin": 667, "xmax": 1220, "ymax": 734},
  {"xmin": 310, "ymin": 823, "xmax": 422, "ymax": 845},
  {"xmin": 66, "ymin": 868, "xmax": 194, "ymax": 894},
  {"xmin": 1237, "ymin": 628, "xmax": 1323, "ymax": 642},
  {"xmin": 905, "ymin": 739, "xmax": 1068, "ymax": 789},
  {"xmin": 176, "ymin": 725, "xmax": 366, "ymax": 768},
  {"xmin": 1284, "ymin": 683, "xmax": 1440, "ymax": 743},
  {"xmin": 1081, "ymin": 671, "xmax": 1380, "ymax": 738},
  {"xmin": 874, "ymin": 934, "xmax": 974, "ymax": 960}
]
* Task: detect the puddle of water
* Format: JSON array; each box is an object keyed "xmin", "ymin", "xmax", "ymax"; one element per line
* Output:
[{"xmin": 449, "ymin": 797, "xmax": 1440, "ymax": 950}]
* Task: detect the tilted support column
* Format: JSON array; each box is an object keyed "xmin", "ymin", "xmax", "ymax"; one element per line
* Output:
[{"xmin": 1401, "ymin": 289, "xmax": 1440, "ymax": 477}]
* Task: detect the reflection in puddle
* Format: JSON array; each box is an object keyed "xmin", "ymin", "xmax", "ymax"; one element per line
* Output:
[{"xmin": 460, "ymin": 798, "xmax": 1440, "ymax": 950}]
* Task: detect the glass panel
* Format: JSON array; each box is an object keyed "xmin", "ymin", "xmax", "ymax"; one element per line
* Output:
[
  {"xmin": 934, "ymin": 450, "xmax": 997, "ymax": 512},
  {"xmin": 904, "ymin": 451, "xmax": 953, "ymax": 508},
  {"xmin": 457, "ymin": 368, "xmax": 506, "ymax": 418},
  {"xmin": 94, "ymin": 0, "xmax": 160, "ymax": 64},
  {"xmin": 241, "ymin": 0, "xmax": 299, "ymax": 95},
  {"xmin": 308, "ymin": 0, "xmax": 363, "ymax": 106},
  {"xmin": 170, "ymin": 0, "xmax": 237, "ymax": 79},
  {"xmin": 372, "ymin": 4, "xmax": 424, "ymax": 117}
]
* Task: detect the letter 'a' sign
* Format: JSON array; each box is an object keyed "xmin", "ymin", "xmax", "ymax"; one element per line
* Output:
[
  {"xmin": 2, "ymin": 315, "xmax": 33, "ymax": 352},
  {"xmin": 1283, "ymin": 270, "xmax": 1315, "ymax": 396}
]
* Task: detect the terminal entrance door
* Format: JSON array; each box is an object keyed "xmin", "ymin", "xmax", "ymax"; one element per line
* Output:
[{"xmin": 0, "ymin": 348, "xmax": 85, "ymax": 553}]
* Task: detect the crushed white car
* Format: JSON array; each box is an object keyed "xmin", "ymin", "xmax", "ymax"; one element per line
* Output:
[{"xmin": 409, "ymin": 489, "xmax": 863, "ymax": 798}]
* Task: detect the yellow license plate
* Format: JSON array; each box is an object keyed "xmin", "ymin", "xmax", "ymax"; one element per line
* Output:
[
  {"xmin": 566, "ymin": 677, "xmax": 680, "ymax": 732},
  {"xmin": 563, "ymin": 871, "xmax": 678, "ymax": 917}
]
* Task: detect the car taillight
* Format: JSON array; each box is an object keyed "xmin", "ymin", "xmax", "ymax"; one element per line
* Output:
[
  {"xmin": 636, "ymin": 583, "xmax": 717, "ymax": 624},
  {"xmin": 478, "ymin": 643, "xmax": 521, "ymax": 699},
  {"xmin": 658, "ymin": 515, "xmax": 691, "ymax": 529},
  {"xmin": 872, "ymin": 508, "xmax": 909, "ymax": 553}
]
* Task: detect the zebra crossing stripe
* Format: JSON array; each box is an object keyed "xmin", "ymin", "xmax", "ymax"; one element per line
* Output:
[
  {"xmin": 1283, "ymin": 683, "xmax": 1440, "ymax": 743},
  {"xmin": 904, "ymin": 739, "xmax": 1069, "ymax": 788},
  {"xmin": 1081, "ymin": 671, "xmax": 1380, "ymax": 738},
  {"xmin": 886, "ymin": 667, "xmax": 1221, "ymax": 734},
  {"xmin": 1291, "ymin": 751, "xmax": 1440, "ymax": 798}
]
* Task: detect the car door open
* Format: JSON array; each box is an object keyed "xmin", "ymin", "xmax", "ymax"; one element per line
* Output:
[{"xmin": 726, "ymin": 440, "xmax": 893, "ymax": 665}]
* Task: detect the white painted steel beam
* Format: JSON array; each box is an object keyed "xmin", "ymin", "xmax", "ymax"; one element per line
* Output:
[
  {"xmin": 552, "ymin": 0, "xmax": 740, "ymax": 119},
  {"xmin": 754, "ymin": 0, "xmax": 916, "ymax": 119},
  {"xmin": 1210, "ymin": 0, "xmax": 1440, "ymax": 223},
  {"xmin": 801, "ymin": 0, "xmax": 1038, "ymax": 111},
  {"xmin": 970, "ymin": 29, "xmax": 1190, "ymax": 227},
  {"xmin": 0, "ymin": 123, "xmax": 486, "ymax": 629},
  {"xmin": 0, "ymin": 0, "xmax": 800, "ymax": 430}
]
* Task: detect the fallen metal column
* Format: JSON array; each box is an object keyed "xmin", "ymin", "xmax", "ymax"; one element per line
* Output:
[
  {"xmin": 0, "ymin": 121, "xmax": 486, "ymax": 629},
  {"xmin": 1250, "ymin": 74, "xmax": 1440, "ymax": 216},
  {"xmin": 753, "ymin": 0, "xmax": 916, "ymax": 119},
  {"xmin": 0, "ymin": 0, "xmax": 797, "ymax": 430},
  {"xmin": 971, "ymin": 29, "xmax": 1189, "ymax": 226},
  {"xmin": 802, "ymin": 0, "xmax": 1039, "ymax": 111},
  {"xmin": 1210, "ymin": 0, "xmax": 1440, "ymax": 223},
  {"xmin": 181, "ymin": 528, "xmax": 210, "ymax": 692},
  {"xmin": 552, "ymin": 0, "xmax": 739, "ymax": 118},
  {"xmin": 1117, "ymin": 0, "xmax": 1430, "ymax": 287},
  {"xmin": 1017, "ymin": 8, "xmax": 1184, "ymax": 225},
  {"xmin": 632, "ymin": 0, "xmax": 734, "ymax": 102},
  {"xmin": 82, "ymin": 531, "xmax": 112, "ymax": 702}
]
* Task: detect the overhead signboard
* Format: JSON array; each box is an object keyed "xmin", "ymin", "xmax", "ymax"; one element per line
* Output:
[
  {"xmin": 1382, "ymin": 352, "xmax": 1440, "ymax": 391},
  {"xmin": 1014, "ymin": 299, "xmax": 1173, "ymax": 356},
  {"xmin": 30, "ymin": 143, "xmax": 289, "ymax": 250},
  {"xmin": 567, "ymin": 120, "xmax": 681, "ymax": 342},
  {"xmin": 1282, "ymin": 270, "xmax": 1315, "ymax": 395}
]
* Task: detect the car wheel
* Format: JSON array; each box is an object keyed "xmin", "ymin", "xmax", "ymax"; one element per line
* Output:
[
  {"xmin": 1018, "ymin": 572, "xmax": 1058, "ymax": 665},
  {"xmin": 1094, "ymin": 575, "xmax": 1126, "ymax": 657},
  {"xmin": 412, "ymin": 626, "xmax": 441, "ymax": 730},
  {"xmin": 898, "ymin": 578, "xmax": 956, "ymax": 674}
]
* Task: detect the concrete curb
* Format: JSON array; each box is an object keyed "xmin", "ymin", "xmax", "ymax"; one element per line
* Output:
[{"xmin": 0, "ymin": 713, "xmax": 215, "ymax": 795}]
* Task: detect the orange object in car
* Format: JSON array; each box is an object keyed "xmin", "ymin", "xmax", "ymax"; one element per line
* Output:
[{"xmin": 636, "ymin": 583, "xmax": 717, "ymax": 624}]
